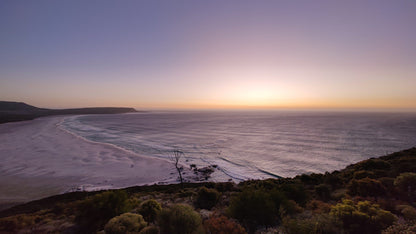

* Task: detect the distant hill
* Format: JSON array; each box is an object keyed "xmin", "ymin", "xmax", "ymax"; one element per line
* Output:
[{"xmin": 0, "ymin": 101, "xmax": 137, "ymax": 124}]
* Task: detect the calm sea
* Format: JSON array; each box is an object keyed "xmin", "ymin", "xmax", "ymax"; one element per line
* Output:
[{"xmin": 60, "ymin": 111, "xmax": 416, "ymax": 181}]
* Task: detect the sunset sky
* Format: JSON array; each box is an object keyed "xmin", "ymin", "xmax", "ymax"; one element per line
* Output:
[{"xmin": 1, "ymin": 1, "xmax": 416, "ymax": 110}]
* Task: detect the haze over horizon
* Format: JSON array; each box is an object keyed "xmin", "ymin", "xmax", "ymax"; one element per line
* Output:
[{"xmin": 1, "ymin": 1, "xmax": 416, "ymax": 110}]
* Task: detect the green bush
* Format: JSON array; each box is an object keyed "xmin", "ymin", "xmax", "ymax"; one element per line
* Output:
[
  {"xmin": 347, "ymin": 178, "xmax": 386, "ymax": 197},
  {"xmin": 75, "ymin": 190, "xmax": 130, "ymax": 232},
  {"xmin": 158, "ymin": 204, "xmax": 202, "ymax": 234},
  {"xmin": 104, "ymin": 213, "xmax": 147, "ymax": 234},
  {"xmin": 139, "ymin": 225, "xmax": 160, "ymax": 234},
  {"xmin": 394, "ymin": 172, "xmax": 416, "ymax": 200},
  {"xmin": 330, "ymin": 199, "xmax": 397, "ymax": 233},
  {"xmin": 195, "ymin": 187, "xmax": 220, "ymax": 210},
  {"xmin": 139, "ymin": 199, "xmax": 162, "ymax": 223},
  {"xmin": 228, "ymin": 189, "xmax": 277, "ymax": 232}
]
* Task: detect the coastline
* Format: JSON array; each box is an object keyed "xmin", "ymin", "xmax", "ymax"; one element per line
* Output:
[{"xmin": 0, "ymin": 116, "xmax": 178, "ymax": 209}]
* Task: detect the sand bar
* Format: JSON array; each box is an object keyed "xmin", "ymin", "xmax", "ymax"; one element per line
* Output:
[{"xmin": 0, "ymin": 116, "xmax": 176, "ymax": 208}]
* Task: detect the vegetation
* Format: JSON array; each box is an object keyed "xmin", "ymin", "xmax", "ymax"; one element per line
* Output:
[
  {"xmin": 195, "ymin": 187, "xmax": 220, "ymax": 210},
  {"xmin": 203, "ymin": 215, "xmax": 246, "ymax": 234},
  {"xmin": 158, "ymin": 204, "xmax": 203, "ymax": 234},
  {"xmin": 138, "ymin": 199, "xmax": 162, "ymax": 223},
  {"xmin": 104, "ymin": 213, "xmax": 147, "ymax": 234},
  {"xmin": 75, "ymin": 190, "xmax": 131, "ymax": 232},
  {"xmin": 0, "ymin": 147, "xmax": 416, "ymax": 233}
]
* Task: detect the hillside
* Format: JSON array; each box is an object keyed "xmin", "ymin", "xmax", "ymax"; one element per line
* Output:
[
  {"xmin": 0, "ymin": 148, "xmax": 415, "ymax": 233},
  {"xmin": 0, "ymin": 101, "xmax": 137, "ymax": 124}
]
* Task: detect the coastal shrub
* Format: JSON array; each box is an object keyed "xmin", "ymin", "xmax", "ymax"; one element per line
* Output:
[
  {"xmin": 315, "ymin": 184, "xmax": 332, "ymax": 201},
  {"xmin": 0, "ymin": 214, "xmax": 39, "ymax": 232},
  {"xmin": 353, "ymin": 170, "xmax": 376, "ymax": 179},
  {"xmin": 396, "ymin": 205, "xmax": 416, "ymax": 220},
  {"xmin": 139, "ymin": 225, "xmax": 160, "ymax": 234},
  {"xmin": 203, "ymin": 215, "xmax": 247, "ymax": 234},
  {"xmin": 279, "ymin": 182, "xmax": 309, "ymax": 206},
  {"xmin": 104, "ymin": 213, "xmax": 147, "ymax": 234},
  {"xmin": 228, "ymin": 189, "xmax": 277, "ymax": 232},
  {"xmin": 354, "ymin": 159, "xmax": 391, "ymax": 171},
  {"xmin": 347, "ymin": 178, "xmax": 386, "ymax": 197},
  {"xmin": 323, "ymin": 171, "xmax": 343, "ymax": 189},
  {"xmin": 281, "ymin": 214, "xmax": 337, "ymax": 234},
  {"xmin": 306, "ymin": 200, "xmax": 332, "ymax": 213},
  {"xmin": 75, "ymin": 190, "xmax": 130, "ymax": 232},
  {"xmin": 382, "ymin": 221, "xmax": 416, "ymax": 234},
  {"xmin": 394, "ymin": 172, "xmax": 416, "ymax": 200},
  {"xmin": 280, "ymin": 199, "xmax": 303, "ymax": 216},
  {"xmin": 139, "ymin": 199, "xmax": 162, "ymax": 223},
  {"xmin": 158, "ymin": 204, "xmax": 203, "ymax": 234},
  {"xmin": 330, "ymin": 199, "xmax": 397, "ymax": 233},
  {"xmin": 297, "ymin": 173, "xmax": 324, "ymax": 185},
  {"xmin": 195, "ymin": 187, "xmax": 220, "ymax": 210},
  {"xmin": 215, "ymin": 182, "xmax": 235, "ymax": 192},
  {"xmin": 379, "ymin": 177, "xmax": 395, "ymax": 192}
]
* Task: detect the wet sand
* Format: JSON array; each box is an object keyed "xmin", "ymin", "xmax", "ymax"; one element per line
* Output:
[{"xmin": 0, "ymin": 116, "xmax": 177, "ymax": 208}]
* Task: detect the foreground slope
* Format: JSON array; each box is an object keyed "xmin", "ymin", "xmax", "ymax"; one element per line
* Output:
[{"xmin": 0, "ymin": 148, "xmax": 415, "ymax": 233}]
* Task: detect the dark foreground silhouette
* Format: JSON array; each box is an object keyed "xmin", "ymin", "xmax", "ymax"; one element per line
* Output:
[{"xmin": 0, "ymin": 101, "xmax": 137, "ymax": 124}]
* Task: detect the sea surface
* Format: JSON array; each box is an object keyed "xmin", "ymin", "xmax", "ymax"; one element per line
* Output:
[{"xmin": 60, "ymin": 111, "xmax": 416, "ymax": 181}]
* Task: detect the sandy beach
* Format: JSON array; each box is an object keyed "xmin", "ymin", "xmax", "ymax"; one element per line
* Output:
[{"xmin": 0, "ymin": 116, "xmax": 177, "ymax": 208}]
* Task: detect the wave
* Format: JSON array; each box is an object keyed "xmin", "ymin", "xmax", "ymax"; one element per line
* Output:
[{"xmin": 57, "ymin": 111, "xmax": 416, "ymax": 179}]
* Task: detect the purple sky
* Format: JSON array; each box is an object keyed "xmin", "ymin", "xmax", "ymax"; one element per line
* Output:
[{"xmin": 1, "ymin": 0, "xmax": 415, "ymax": 109}]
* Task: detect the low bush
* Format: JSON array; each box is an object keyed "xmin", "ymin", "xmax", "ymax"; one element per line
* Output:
[
  {"xmin": 158, "ymin": 204, "xmax": 203, "ymax": 234},
  {"xmin": 353, "ymin": 170, "xmax": 376, "ymax": 179},
  {"xmin": 204, "ymin": 215, "xmax": 246, "ymax": 234},
  {"xmin": 282, "ymin": 214, "xmax": 338, "ymax": 234},
  {"xmin": 347, "ymin": 178, "xmax": 386, "ymax": 197},
  {"xmin": 139, "ymin": 225, "xmax": 160, "ymax": 234},
  {"xmin": 104, "ymin": 213, "xmax": 147, "ymax": 234},
  {"xmin": 75, "ymin": 190, "xmax": 130, "ymax": 232},
  {"xmin": 195, "ymin": 187, "xmax": 220, "ymax": 210},
  {"xmin": 306, "ymin": 200, "xmax": 332, "ymax": 214},
  {"xmin": 382, "ymin": 221, "xmax": 416, "ymax": 234},
  {"xmin": 354, "ymin": 159, "xmax": 391, "ymax": 171},
  {"xmin": 139, "ymin": 199, "xmax": 162, "ymax": 223},
  {"xmin": 394, "ymin": 172, "xmax": 416, "ymax": 200},
  {"xmin": 279, "ymin": 182, "xmax": 309, "ymax": 206},
  {"xmin": 396, "ymin": 205, "xmax": 416, "ymax": 220},
  {"xmin": 330, "ymin": 199, "xmax": 397, "ymax": 233},
  {"xmin": 228, "ymin": 189, "xmax": 277, "ymax": 232},
  {"xmin": 315, "ymin": 184, "xmax": 332, "ymax": 201}
]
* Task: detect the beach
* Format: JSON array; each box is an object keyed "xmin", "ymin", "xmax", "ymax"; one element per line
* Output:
[{"xmin": 0, "ymin": 116, "xmax": 176, "ymax": 208}]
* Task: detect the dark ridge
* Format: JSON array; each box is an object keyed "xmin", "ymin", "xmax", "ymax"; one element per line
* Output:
[
  {"xmin": 0, "ymin": 101, "xmax": 137, "ymax": 124},
  {"xmin": 0, "ymin": 101, "xmax": 47, "ymax": 112}
]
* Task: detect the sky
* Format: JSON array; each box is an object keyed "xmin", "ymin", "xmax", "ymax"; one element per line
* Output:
[{"xmin": 1, "ymin": 0, "xmax": 416, "ymax": 110}]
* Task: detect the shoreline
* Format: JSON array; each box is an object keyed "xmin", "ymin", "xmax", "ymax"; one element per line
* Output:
[{"xmin": 0, "ymin": 116, "xmax": 180, "ymax": 209}]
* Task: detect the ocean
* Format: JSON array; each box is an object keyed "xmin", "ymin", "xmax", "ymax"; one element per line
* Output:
[{"xmin": 60, "ymin": 111, "xmax": 416, "ymax": 181}]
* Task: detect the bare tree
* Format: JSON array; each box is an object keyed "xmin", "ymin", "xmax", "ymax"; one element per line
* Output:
[{"xmin": 170, "ymin": 149, "xmax": 184, "ymax": 187}]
